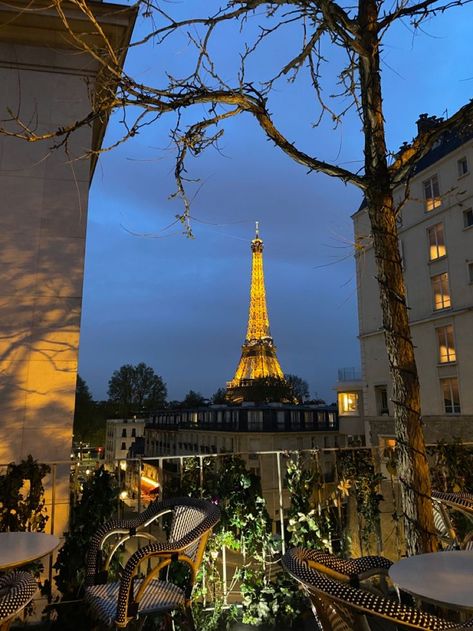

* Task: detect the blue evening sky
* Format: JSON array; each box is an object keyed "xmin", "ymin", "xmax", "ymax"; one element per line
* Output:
[{"xmin": 78, "ymin": 2, "xmax": 473, "ymax": 402}]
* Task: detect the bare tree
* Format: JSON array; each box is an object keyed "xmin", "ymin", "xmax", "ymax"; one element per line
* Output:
[{"xmin": 4, "ymin": 0, "xmax": 473, "ymax": 553}]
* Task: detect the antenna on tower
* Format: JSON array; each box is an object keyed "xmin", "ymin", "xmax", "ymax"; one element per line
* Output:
[{"xmin": 255, "ymin": 221, "xmax": 259, "ymax": 238}]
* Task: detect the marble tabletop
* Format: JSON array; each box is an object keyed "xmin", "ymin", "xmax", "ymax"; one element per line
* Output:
[
  {"xmin": 389, "ymin": 550, "xmax": 473, "ymax": 610},
  {"xmin": 0, "ymin": 532, "xmax": 60, "ymax": 570}
]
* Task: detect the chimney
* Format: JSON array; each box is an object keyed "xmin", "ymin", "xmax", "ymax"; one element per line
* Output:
[{"xmin": 416, "ymin": 113, "xmax": 443, "ymax": 135}]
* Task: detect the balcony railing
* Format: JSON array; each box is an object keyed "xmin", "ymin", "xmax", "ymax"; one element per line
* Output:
[{"xmin": 1, "ymin": 440, "xmax": 472, "ymax": 627}]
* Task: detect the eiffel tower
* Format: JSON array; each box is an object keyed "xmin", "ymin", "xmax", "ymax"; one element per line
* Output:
[{"xmin": 226, "ymin": 223, "xmax": 288, "ymax": 403}]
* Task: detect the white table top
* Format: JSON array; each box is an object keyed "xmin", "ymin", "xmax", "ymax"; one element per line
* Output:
[
  {"xmin": 389, "ymin": 550, "xmax": 473, "ymax": 610},
  {"xmin": 0, "ymin": 532, "xmax": 60, "ymax": 570}
]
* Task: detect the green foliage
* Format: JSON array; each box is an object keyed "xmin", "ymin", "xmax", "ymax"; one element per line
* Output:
[
  {"xmin": 241, "ymin": 377, "xmax": 295, "ymax": 404},
  {"xmin": 337, "ymin": 450, "xmax": 383, "ymax": 552},
  {"xmin": 0, "ymin": 455, "xmax": 50, "ymax": 532},
  {"xmin": 211, "ymin": 387, "xmax": 228, "ymax": 404},
  {"xmin": 285, "ymin": 452, "xmax": 336, "ymax": 551},
  {"xmin": 54, "ymin": 466, "xmax": 118, "ymax": 599},
  {"xmin": 73, "ymin": 375, "xmax": 109, "ymax": 446},
  {"xmin": 429, "ymin": 438, "xmax": 473, "ymax": 493},
  {"xmin": 238, "ymin": 569, "xmax": 307, "ymax": 628},
  {"xmin": 181, "ymin": 390, "xmax": 207, "ymax": 408},
  {"xmin": 107, "ymin": 362, "xmax": 167, "ymax": 418},
  {"xmin": 285, "ymin": 374, "xmax": 310, "ymax": 403}
]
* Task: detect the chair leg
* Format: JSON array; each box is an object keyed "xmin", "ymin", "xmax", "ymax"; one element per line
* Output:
[{"xmin": 184, "ymin": 605, "xmax": 196, "ymax": 631}]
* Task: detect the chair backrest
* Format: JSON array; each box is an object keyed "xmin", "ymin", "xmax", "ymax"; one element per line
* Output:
[
  {"xmin": 432, "ymin": 491, "xmax": 473, "ymax": 549},
  {"xmin": 282, "ymin": 547, "xmax": 469, "ymax": 631},
  {"xmin": 0, "ymin": 571, "xmax": 38, "ymax": 624},
  {"xmin": 86, "ymin": 496, "xmax": 220, "ymax": 587}
]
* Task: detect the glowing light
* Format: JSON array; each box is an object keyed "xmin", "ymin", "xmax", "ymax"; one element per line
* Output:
[
  {"xmin": 228, "ymin": 224, "xmax": 285, "ymax": 391},
  {"xmin": 119, "ymin": 491, "xmax": 128, "ymax": 500}
]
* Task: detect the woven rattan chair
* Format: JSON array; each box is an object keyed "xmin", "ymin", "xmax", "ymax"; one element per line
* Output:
[
  {"xmin": 432, "ymin": 491, "xmax": 473, "ymax": 550},
  {"xmin": 282, "ymin": 547, "xmax": 473, "ymax": 631},
  {"xmin": 85, "ymin": 497, "xmax": 220, "ymax": 629},
  {"xmin": 0, "ymin": 571, "xmax": 38, "ymax": 631}
]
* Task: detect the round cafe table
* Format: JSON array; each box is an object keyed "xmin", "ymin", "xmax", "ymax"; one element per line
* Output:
[
  {"xmin": 389, "ymin": 550, "xmax": 473, "ymax": 610},
  {"xmin": 0, "ymin": 532, "xmax": 60, "ymax": 570}
]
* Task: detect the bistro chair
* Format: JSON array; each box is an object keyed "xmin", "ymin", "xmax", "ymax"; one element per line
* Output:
[
  {"xmin": 0, "ymin": 570, "xmax": 38, "ymax": 631},
  {"xmin": 432, "ymin": 491, "xmax": 473, "ymax": 550},
  {"xmin": 282, "ymin": 547, "xmax": 473, "ymax": 630},
  {"xmin": 85, "ymin": 497, "xmax": 220, "ymax": 629}
]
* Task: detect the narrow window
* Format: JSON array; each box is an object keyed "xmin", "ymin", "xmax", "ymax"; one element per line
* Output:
[
  {"xmin": 431, "ymin": 272, "xmax": 451, "ymax": 310},
  {"xmin": 121, "ymin": 442, "xmax": 126, "ymax": 450},
  {"xmin": 131, "ymin": 428, "xmax": 136, "ymax": 437},
  {"xmin": 436, "ymin": 325, "xmax": 456, "ymax": 363},
  {"xmin": 428, "ymin": 223, "xmax": 446, "ymax": 260},
  {"xmin": 121, "ymin": 428, "xmax": 127, "ymax": 437},
  {"xmin": 423, "ymin": 174, "xmax": 441, "ymax": 211},
  {"xmin": 441, "ymin": 378, "xmax": 461, "ymax": 414},
  {"xmin": 457, "ymin": 156, "xmax": 468, "ymax": 177},
  {"xmin": 468, "ymin": 262, "xmax": 473, "ymax": 283},
  {"xmin": 463, "ymin": 208, "xmax": 473, "ymax": 228},
  {"xmin": 375, "ymin": 386, "xmax": 389, "ymax": 415}
]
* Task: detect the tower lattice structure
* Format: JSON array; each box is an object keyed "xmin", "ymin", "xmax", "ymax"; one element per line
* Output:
[{"xmin": 227, "ymin": 223, "xmax": 285, "ymax": 401}]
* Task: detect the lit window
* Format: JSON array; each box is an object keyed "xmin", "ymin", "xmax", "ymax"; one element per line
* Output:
[
  {"xmin": 431, "ymin": 273, "xmax": 451, "ymax": 310},
  {"xmin": 457, "ymin": 156, "xmax": 468, "ymax": 177},
  {"xmin": 469, "ymin": 262, "xmax": 473, "ymax": 284},
  {"xmin": 463, "ymin": 208, "xmax": 473, "ymax": 228},
  {"xmin": 436, "ymin": 325, "xmax": 456, "ymax": 363},
  {"xmin": 441, "ymin": 378, "xmax": 461, "ymax": 414},
  {"xmin": 428, "ymin": 223, "xmax": 446, "ymax": 260},
  {"xmin": 338, "ymin": 392, "xmax": 359, "ymax": 415},
  {"xmin": 423, "ymin": 175, "xmax": 441, "ymax": 211}
]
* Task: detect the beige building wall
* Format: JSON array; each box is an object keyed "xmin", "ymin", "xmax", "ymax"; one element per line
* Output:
[
  {"xmin": 354, "ymin": 126, "xmax": 473, "ymax": 445},
  {"xmin": 0, "ymin": 0, "xmax": 135, "ymax": 533}
]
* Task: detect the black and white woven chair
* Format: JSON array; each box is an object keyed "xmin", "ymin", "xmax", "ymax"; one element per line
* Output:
[
  {"xmin": 282, "ymin": 547, "xmax": 473, "ymax": 631},
  {"xmin": 85, "ymin": 497, "xmax": 220, "ymax": 629},
  {"xmin": 0, "ymin": 571, "xmax": 38, "ymax": 631},
  {"xmin": 432, "ymin": 491, "xmax": 473, "ymax": 550}
]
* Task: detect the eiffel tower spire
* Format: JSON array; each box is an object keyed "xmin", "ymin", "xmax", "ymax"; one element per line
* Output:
[{"xmin": 227, "ymin": 223, "xmax": 285, "ymax": 402}]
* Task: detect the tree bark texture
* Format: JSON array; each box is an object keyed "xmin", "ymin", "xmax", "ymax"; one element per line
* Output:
[{"xmin": 358, "ymin": 0, "xmax": 437, "ymax": 555}]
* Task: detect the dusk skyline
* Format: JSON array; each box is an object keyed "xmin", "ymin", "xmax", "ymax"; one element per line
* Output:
[{"xmin": 78, "ymin": 2, "xmax": 473, "ymax": 403}]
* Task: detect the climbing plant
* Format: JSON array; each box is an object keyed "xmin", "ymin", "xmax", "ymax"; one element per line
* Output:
[{"xmin": 0, "ymin": 455, "xmax": 50, "ymax": 532}]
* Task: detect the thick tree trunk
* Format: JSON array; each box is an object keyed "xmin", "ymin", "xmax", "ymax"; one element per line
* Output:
[{"xmin": 358, "ymin": 0, "xmax": 437, "ymax": 555}]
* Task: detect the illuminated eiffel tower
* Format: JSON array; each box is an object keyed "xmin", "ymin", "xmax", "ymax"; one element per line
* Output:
[{"xmin": 226, "ymin": 223, "xmax": 287, "ymax": 403}]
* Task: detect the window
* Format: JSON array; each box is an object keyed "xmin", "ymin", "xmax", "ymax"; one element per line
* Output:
[
  {"xmin": 375, "ymin": 386, "xmax": 389, "ymax": 415},
  {"xmin": 121, "ymin": 428, "xmax": 127, "ymax": 437},
  {"xmin": 457, "ymin": 156, "xmax": 468, "ymax": 177},
  {"xmin": 463, "ymin": 208, "xmax": 473, "ymax": 228},
  {"xmin": 468, "ymin": 262, "xmax": 473, "ymax": 283},
  {"xmin": 427, "ymin": 223, "xmax": 446, "ymax": 260},
  {"xmin": 121, "ymin": 442, "xmax": 126, "ymax": 450},
  {"xmin": 436, "ymin": 325, "xmax": 456, "ymax": 363},
  {"xmin": 338, "ymin": 392, "xmax": 359, "ymax": 415},
  {"xmin": 441, "ymin": 378, "xmax": 461, "ymax": 414},
  {"xmin": 431, "ymin": 272, "xmax": 451, "ymax": 310},
  {"xmin": 131, "ymin": 428, "xmax": 136, "ymax": 437},
  {"xmin": 423, "ymin": 174, "xmax": 441, "ymax": 211}
]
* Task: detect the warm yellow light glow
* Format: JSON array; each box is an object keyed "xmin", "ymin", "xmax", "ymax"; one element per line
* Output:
[
  {"xmin": 228, "ymin": 225, "xmax": 285, "ymax": 390},
  {"xmin": 141, "ymin": 475, "xmax": 159, "ymax": 488},
  {"xmin": 338, "ymin": 392, "xmax": 359, "ymax": 415},
  {"xmin": 119, "ymin": 490, "xmax": 128, "ymax": 500},
  {"xmin": 119, "ymin": 461, "xmax": 127, "ymax": 471},
  {"xmin": 386, "ymin": 438, "xmax": 396, "ymax": 448}
]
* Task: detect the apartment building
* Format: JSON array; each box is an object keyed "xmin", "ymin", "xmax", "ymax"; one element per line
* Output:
[
  {"xmin": 105, "ymin": 418, "xmax": 145, "ymax": 468},
  {"xmin": 354, "ymin": 112, "xmax": 473, "ymax": 446},
  {"xmin": 144, "ymin": 403, "xmax": 341, "ymax": 525}
]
